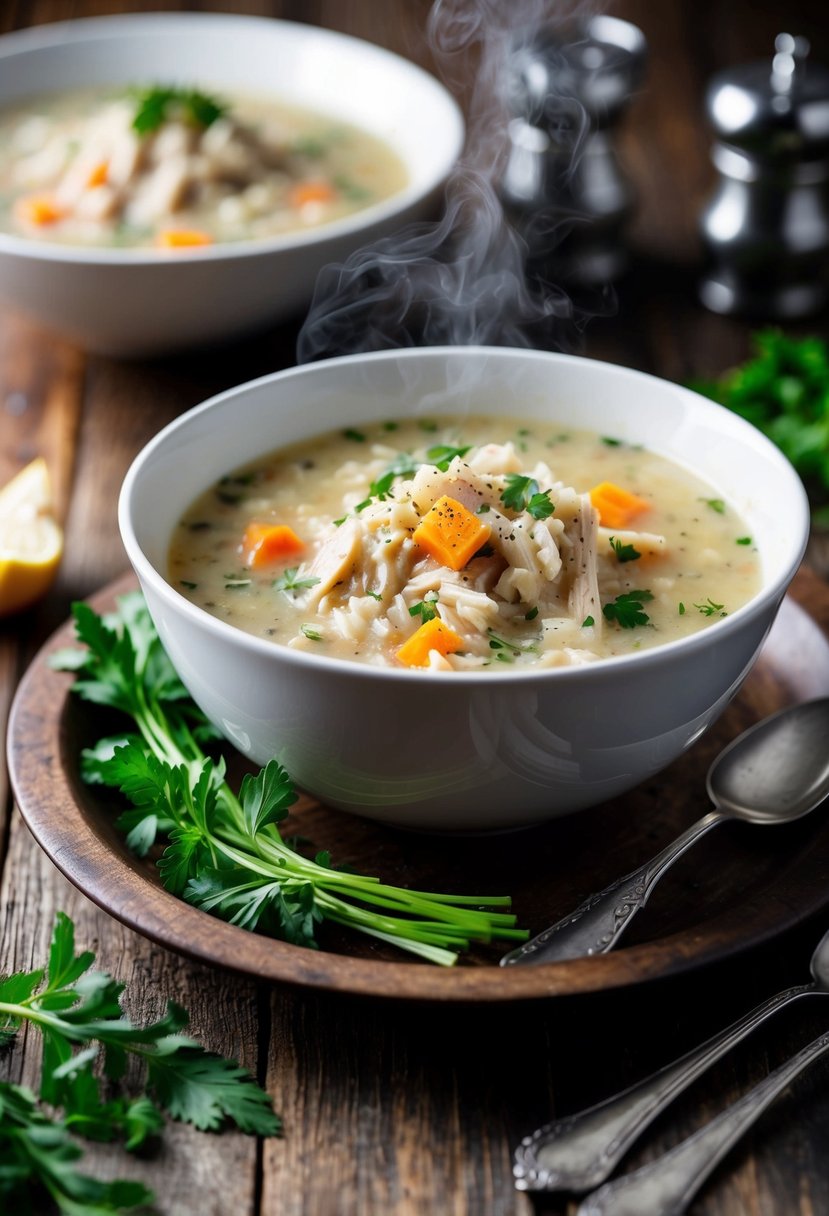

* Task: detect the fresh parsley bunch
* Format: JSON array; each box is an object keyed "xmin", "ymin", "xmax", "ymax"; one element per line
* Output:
[
  {"xmin": 692, "ymin": 330, "xmax": 829, "ymax": 521},
  {"xmin": 0, "ymin": 912, "xmax": 279, "ymax": 1214},
  {"xmin": 52, "ymin": 593, "xmax": 525, "ymax": 966}
]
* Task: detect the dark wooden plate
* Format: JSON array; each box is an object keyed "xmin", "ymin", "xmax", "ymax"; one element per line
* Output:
[{"xmin": 8, "ymin": 568, "xmax": 829, "ymax": 1002}]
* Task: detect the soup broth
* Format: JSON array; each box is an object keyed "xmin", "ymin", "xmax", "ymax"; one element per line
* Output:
[
  {"xmin": 168, "ymin": 416, "xmax": 762, "ymax": 671},
  {"xmin": 0, "ymin": 86, "xmax": 407, "ymax": 248}
]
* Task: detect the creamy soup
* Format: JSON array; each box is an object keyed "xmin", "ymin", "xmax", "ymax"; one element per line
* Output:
[
  {"xmin": 168, "ymin": 417, "xmax": 762, "ymax": 671},
  {"xmin": 0, "ymin": 86, "xmax": 407, "ymax": 248}
]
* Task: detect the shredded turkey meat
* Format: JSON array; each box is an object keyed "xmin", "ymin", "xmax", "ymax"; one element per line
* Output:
[{"xmin": 283, "ymin": 441, "xmax": 667, "ymax": 671}]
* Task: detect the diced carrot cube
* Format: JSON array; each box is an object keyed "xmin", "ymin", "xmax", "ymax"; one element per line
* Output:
[
  {"xmin": 589, "ymin": 482, "xmax": 650, "ymax": 529},
  {"xmin": 155, "ymin": 228, "xmax": 213, "ymax": 248},
  {"xmin": 86, "ymin": 160, "xmax": 109, "ymax": 189},
  {"xmin": 290, "ymin": 181, "xmax": 336, "ymax": 209},
  {"xmin": 412, "ymin": 495, "xmax": 491, "ymax": 572},
  {"xmin": 15, "ymin": 194, "xmax": 64, "ymax": 226},
  {"xmin": 243, "ymin": 523, "xmax": 305, "ymax": 568},
  {"xmin": 396, "ymin": 617, "xmax": 464, "ymax": 668}
]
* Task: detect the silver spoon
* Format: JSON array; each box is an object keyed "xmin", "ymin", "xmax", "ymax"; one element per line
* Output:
[
  {"xmin": 576, "ymin": 1028, "xmax": 829, "ymax": 1215},
  {"xmin": 502, "ymin": 697, "xmax": 829, "ymax": 968},
  {"xmin": 513, "ymin": 923, "xmax": 829, "ymax": 1192}
]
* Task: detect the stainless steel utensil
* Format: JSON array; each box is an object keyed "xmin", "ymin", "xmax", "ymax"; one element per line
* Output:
[
  {"xmin": 502, "ymin": 698, "xmax": 829, "ymax": 967},
  {"xmin": 575, "ymin": 1029, "xmax": 829, "ymax": 1215},
  {"xmin": 513, "ymin": 925, "xmax": 829, "ymax": 1192}
]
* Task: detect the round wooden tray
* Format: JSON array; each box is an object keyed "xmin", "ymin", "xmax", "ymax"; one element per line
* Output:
[{"xmin": 9, "ymin": 568, "xmax": 829, "ymax": 1002}]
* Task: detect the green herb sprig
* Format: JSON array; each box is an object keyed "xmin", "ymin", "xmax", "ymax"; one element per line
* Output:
[
  {"xmin": 691, "ymin": 330, "xmax": 829, "ymax": 520},
  {"xmin": 50, "ymin": 594, "xmax": 525, "ymax": 966},
  {"xmin": 602, "ymin": 589, "xmax": 654, "ymax": 629},
  {"xmin": 0, "ymin": 912, "xmax": 279, "ymax": 1214},
  {"xmin": 131, "ymin": 86, "xmax": 227, "ymax": 136},
  {"xmin": 500, "ymin": 474, "xmax": 555, "ymax": 520}
]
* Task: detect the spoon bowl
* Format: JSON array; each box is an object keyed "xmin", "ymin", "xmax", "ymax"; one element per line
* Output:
[
  {"xmin": 708, "ymin": 698, "xmax": 829, "ymax": 823},
  {"xmin": 503, "ymin": 697, "xmax": 829, "ymax": 966}
]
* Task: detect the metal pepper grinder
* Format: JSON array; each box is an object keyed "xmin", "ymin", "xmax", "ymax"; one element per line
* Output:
[
  {"xmin": 500, "ymin": 15, "xmax": 647, "ymax": 288},
  {"xmin": 699, "ymin": 34, "xmax": 829, "ymax": 318}
]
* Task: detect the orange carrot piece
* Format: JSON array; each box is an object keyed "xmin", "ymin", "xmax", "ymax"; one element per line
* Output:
[
  {"xmin": 412, "ymin": 495, "xmax": 491, "ymax": 572},
  {"xmin": 86, "ymin": 160, "xmax": 109, "ymax": 188},
  {"xmin": 243, "ymin": 523, "xmax": 305, "ymax": 568},
  {"xmin": 589, "ymin": 482, "xmax": 650, "ymax": 530},
  {"xmin": 290, "ymin": 181, "xmax": 336, "ymax": 209},
  {"xmin": 155, "ymin": 228, "xmax": 213, "ymax": 248},
  {"xmin": 15, "ymin": 194, "xmax": 64, "ymax": 226},
  {"xmin": 396, "ymin": 617, "xmax": 464, "ymax": 668}
]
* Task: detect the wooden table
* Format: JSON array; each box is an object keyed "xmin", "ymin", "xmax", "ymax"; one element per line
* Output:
[{"xmin": 3, "ymin": 3, "xmax": 829, "ymax": 1213}]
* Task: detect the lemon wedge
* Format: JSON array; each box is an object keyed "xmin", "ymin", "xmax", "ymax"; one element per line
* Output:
[{"xmin": 0, "ymin": 458, "xmax": 63, "ymax": 617}]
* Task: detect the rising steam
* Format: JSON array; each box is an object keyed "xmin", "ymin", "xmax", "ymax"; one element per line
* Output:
[{"xmin": 297, "ymin": 0, "xmax": 608, "ymax": 365}]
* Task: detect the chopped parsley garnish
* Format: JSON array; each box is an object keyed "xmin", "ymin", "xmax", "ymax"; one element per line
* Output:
[
  {"xmin": 301, "ymin": 625, "xmax": 324, "ymax": 641},
  {"xmin": 609, "ymin": 536, "xmax": 641, "ymax": 562},
  {"xmin": 500, "ymin": 474, "xmax": 555, "ymax": 520},
  {"xmin": 426, "ymin": 443, "xmax": 472, "ymax": 471},
  {"xmin": 701, "ymin": 497, "xmax": 726, "ymax": 514},
  {"xmin": 602, "ymin": 436, "xmax": 623, "ymax": 447},
  {"xmin": 477, "ymin": 503, "xmax": 491, "ymax": 514},
  {"xmin": 180, "ymin": 580, "xmax": 198, "ymax": 590},
  {"xmin": 487, "ymin": 630, "xmax": 538, "ymax": 660},
  {"xmin": 333, "ymin": 515, "xmax": 347, "ymax": 527},
  {"xmin": 602, "ymin": 589, "xmax": 654, "ymax": 629},
  {"xmin": 679, "ymin": 602, "xmax": 686, "ymax": 615},
  {"xmin": 365, "ymin": 589, "xmax": 382, "ymax": 602},
  {"xmin": 273, "ymin": 567, "xmax": 320, "ymax": 594},
  {"xmin": 419, "ymin": 420, "xmax": 438, "ymax": 433},
  {"xmin": 354, "ymin": 452, "xmax": 420, "ymax": 511},
  {"xmin": 736, "ymin": 536, "xmax": 753, "ymax": 546},
  {"xmin": 525, "ymin": 606, "xmax": 539, "ymax": 621},
  {"xmin": 131, "ymin": 86, "xmax": 227, "ymax": 135},
  {"xmin": 694, "ymin": 598, "xmax": 726, "ymax": 617},
  {"xmin": 409, "ymin": 592, "xmax": 439, "ymax": 623},
  {"xmin": 582, "ymin": 615, "xmax": 595, "ymax": 627},
  {"xmin": 343, "ymin": 428, "xmax": 366, "ymax": 442}
]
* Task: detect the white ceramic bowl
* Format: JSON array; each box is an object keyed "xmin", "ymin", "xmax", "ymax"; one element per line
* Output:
[
  {"xmin": 0, "ymin": 14, "xmax": 463, "ymax": 356},
  {"xmin": 119, "ymin": 347, "xmax": 809, "ymax": 831}
]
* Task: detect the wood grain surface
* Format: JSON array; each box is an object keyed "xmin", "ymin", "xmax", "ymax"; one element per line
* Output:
[{"xmin": 2, "ymin": 2, "xmax": 829, "ymax": 1215}]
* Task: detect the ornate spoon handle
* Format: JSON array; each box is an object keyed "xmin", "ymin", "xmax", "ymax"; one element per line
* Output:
[
  {"xmin": 501, "ymin": 810, "xmax": 725, "ymax": 966},
  {"xmin": 513, "ymin": 983, "xmax": 812, "ymax": 1191},
  {"xmin": 576, "ymin": 1030, "xmax": 829, "ymax": 1216}
]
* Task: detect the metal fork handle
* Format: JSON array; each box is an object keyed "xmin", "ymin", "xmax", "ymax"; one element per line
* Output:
[
  {"xmin": 502, "ymin": 810, "xmax": 724, "ymax": 966},
  {"xmin": 576, "ymin": 1029, "xmax": 829, "ymax": 1216},
  {"xmin": 513, "ymin": 983, "xmax": 813, "ymax": 1192}
]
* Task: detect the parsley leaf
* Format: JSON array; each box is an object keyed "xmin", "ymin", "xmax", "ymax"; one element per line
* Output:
[
  {"xmin": 690, "ymin": 330, "xmax": 829, "ymax": 517},
  {"xmin": 273, "ymin": 567, "xmax": 320, "ymax": 593},
  {"xmin": 694, "ymin": 598, "xmax": 726, "ymax": 617},
  {"xmin": 609, "ymin": 536, "xmax": 641, "ymax": 562},
  {"xmin": 701, "ymin": 497, "xmax": 726, "ymax": 515},
  {"xmin": 409, "ymin": 592, "xmax": 439, "ymax": 622},
  {"xmin": 0, "ymin": 912, "xmax": 280, "ymax": 1214},
  {"xmin": 602, "ymin": 589, "xmax": 654, "ymax": 628},
  {"xmin": 50, "ymin": 594, "xmax": 527, "ymax": 968},
  {"xmin": 426, "ymin": 443, "xmax": 472, "ymax": 472},
  {"xmin": 500, "ymin": 474, "xmax": 554, "ymax": 519},
  {"xmin": 131, "ymin": 86, "xmax": 227, "ymax": 136}
]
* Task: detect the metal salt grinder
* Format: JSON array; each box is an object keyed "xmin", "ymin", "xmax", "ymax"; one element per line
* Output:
[
  {"xmin": 699, "ymin": 34, "xmax": 829, "ymax": 318},
  {"xmin": 500, "ymin": 15, "xmax": 647, "ymax": 288}
]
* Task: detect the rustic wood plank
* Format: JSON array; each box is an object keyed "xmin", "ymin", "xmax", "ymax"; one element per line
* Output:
[{"xmin": 0, "ymin": 812, "xmax": 263, "ymax": 1214}]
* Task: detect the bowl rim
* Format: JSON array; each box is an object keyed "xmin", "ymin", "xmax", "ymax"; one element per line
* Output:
[
  {"xmin": 119, "ymin": 346, "xmax": 811, "ymax": 687},
  {"xmin": 0, "ymin": 10, "xmax": 465, "ymax": 267}
]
